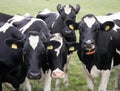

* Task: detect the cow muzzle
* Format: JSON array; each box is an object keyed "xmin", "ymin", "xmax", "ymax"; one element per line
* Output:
[
  {"xmin": 83, "ymin": 40, "xmax": 96, "ymax": 55},
  {"xmin": 52, "ymin": 68, "xmax": 65, "ymax": 79},
  {"xmin": 27, "ymin": 71, "xmax": 41, "ymax": 80}
]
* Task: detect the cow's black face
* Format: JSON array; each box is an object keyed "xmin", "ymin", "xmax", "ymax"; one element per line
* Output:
[
  {"xmin": 79, "ymin": 14, "xmax": 114, "ymax": 55},
  {"xmin": 23, "ymin": 32, "xmax": 46, "ymax": 79},
  {"xmin": 45, "ymin": 33, "xmax": 79, "ymax": 79}
]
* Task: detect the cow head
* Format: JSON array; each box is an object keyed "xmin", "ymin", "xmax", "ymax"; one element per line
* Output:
[
  {"xmin": 44, "ymin": 33, "xmax": 79, "ymax": 79},
  {"xmin": 57, "ymin": 4, "xmax": 80, "ymax": 38},
  {"xmin": 65, "ymin": 14, "xmax": 114, "ymax": 55},
  {"xmin": 57, "ymin": 4, "xmax": 80, "ymax": 21},
  {"xmin": 23, "ymin": 31, "xmax": 46, "ymax": 79}
]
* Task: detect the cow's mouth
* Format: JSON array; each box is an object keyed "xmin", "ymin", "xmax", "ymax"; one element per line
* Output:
[{"xmin": 85, "ymin": 48, "xmax": 95, "ymax": 55}]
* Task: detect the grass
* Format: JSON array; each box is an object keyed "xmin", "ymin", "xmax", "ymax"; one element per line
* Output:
[{"xmin": 0, "ymin": 0, "xmax": 120, "ymax": 91}]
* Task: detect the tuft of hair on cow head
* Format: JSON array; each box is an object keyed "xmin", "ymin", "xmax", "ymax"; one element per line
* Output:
[
  {"xmin": 101, "ymin": 21, "xmax": 114, "ymax": 31},
  {"xmin": 5, "ymin": 38, "xmax": 24, "ymax": 50},
  {"xmin": 65, "ymin": 20, "xmax": 79, "ymax": 31}
]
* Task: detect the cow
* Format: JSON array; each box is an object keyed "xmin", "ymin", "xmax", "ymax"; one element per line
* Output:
[
  {"xmin": 36, "ymin": 4, "xmax": 80, "ymax": 42},
  {"xmin": 6, "ymin": 15, "xmax": 52, "ymax": 91},
  {"xmin": 65, "ymin": 12, "xmax": 120, "ymax": 91},
  {"xmin": 36, "ymin": 4, "xmax": 80, "ymax": 89},
  {"xmin": 0, "ymin": 22, "xmax": 27, "ymax": 91}
]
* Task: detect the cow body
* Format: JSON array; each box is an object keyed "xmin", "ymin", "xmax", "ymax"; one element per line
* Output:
[
  {"xmin": 0, "ymin": 22, "xmax": 27, "ymax": 91},
  {"xmin": 6, "ymin": 15, "xmax": 52, "ymax": 91},
  {"xmin": 66, "ymin": 12, "xmax": 120, "ymax": 91},
  {"xmin": 36, "ymin": 4, "xmax": 80, "ymax": 89}
]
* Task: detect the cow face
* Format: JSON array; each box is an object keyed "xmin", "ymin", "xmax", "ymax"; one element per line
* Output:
[
  {"xmin": 65, "ymin": 14, "xmax": 114, "ymax": 55},
  {"xmin": 23, "ymin": 31, "xmax": 46, "ymax": 79},
  {"xmin": 79, "ymin": 14, "xmax": 114, "ymax": 55},
  {"xmin": 57, "ymin": 4, "xmax": 80, "ymax": 21},
  {"xmin": 45, "ymin": 33, "xmax": 79, "ymax": 79}
]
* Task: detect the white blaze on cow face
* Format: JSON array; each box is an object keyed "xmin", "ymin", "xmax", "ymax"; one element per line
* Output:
[
  {"xmin": 50, "ymin": 33, "xmax": 63, "ymax": 56},
  {"xmin": 84, "ymin": 17, "xmax": 96, "ymax": 28},
  {"xmin": 64, "ymin": 5, "xmax": 72, "ymax": 15},
  {"xmin": 29, "ymin": 35, "xmax": 39, "ymax": 50},
  {"xmin": 0, "ymin": 23, "xmax": 12, "ymax": 33}
]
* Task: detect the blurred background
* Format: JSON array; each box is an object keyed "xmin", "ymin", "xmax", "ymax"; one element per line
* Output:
[{"xmin": 0, "ymin": 0, "xmax": 120, "ymax": 91}]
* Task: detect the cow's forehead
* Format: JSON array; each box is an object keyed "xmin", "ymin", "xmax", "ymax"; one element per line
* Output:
[
  {"xmin": 83, "ymin": 16, "xmax": 96, "ymax": 28},
  {"xmin": 28, "ymin": 35, "xmax": 39, "ymax": 50},
  {"xmin": 64, "ymin": 4, "xmax": 72, "ymax": 15}
]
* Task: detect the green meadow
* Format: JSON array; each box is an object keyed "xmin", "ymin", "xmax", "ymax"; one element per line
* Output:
[{"xmin": 0, "ymin": 0, "xmax": 120, "ymax": 91}]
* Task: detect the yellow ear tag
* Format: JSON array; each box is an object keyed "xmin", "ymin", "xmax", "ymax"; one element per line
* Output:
[
  {"xmin": 69, "ymin": 46, "xmax": 75, "ymax": 51},
  {"xmin": 11, "ymin": 43, "xmax": 18, "ymax": 49},
  {"xmin": 69, "ymin": 24, "xmax": 74, "ymax": 30},
  {"xmin": 47, "ymin": 45, "xmax": 53, "ymax": 50},
  {"xmin": 105, "ymin": 26, "xmax": 110, "ymax": 31}
]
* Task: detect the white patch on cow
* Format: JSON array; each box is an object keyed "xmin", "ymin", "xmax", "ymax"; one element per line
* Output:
[
  {"xmin": 98, "ymin": 70, "xmax": 110, "ymax": 91},
  {"xmin": 0, "ymin": 23, "xmax": 12, "ymax": 33},
  {"xmin": 20, "ymin": 18, "xmax": 36, "ymax": 33},
  {"xmin": 97, "ymin": 12, "xmax": 120, "ymax": 32},
  {"xmin": 29, "ymin": 35, "xmax": 39, "ymax": 50},
  {"xmin": 23, "ymin": 77, "xmax": 31, "ymax": 91},
  {"xmin": 64, "ymin": 5, "xmax": 72, "ymax": 15},
  {"xmin": 50, "ymin": 33, "xmax": 63, "ymax": 56},
  {"xmin": 44, "ymin": 69, "xmax": 51, "ymax": 91},
  {"xmin": 90, "ymin": 65, "xmax": 100, "ymax": 78},
  {"xmin": 38, "ymin": 8, "xmax": 52, "ymax": 15},
  {"xmin": 116, "ymin": 48, "xmax": 120, "ymax": 55},
  {"xmin": 8, "ymin": 14, "xmax": 24, "ymax": 24},
  {"xmin": 84, "ymin": 17, "xmax": 96, "ymax": 28}
]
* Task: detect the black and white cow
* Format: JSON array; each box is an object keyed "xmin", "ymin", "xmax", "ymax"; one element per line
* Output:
[
  {"xmin": 36, "ymin": 4, "xmax": 80, "ymax": 89},
  {"xmin": 36, "ymin": 4, "xmax": 80, "ymax": 42},
  {"xmin": 44, "ymin": 33, "xmax": 79, "ymax": 90},
  {"xmin": 0, "ymin": 22, "xmax": 27, "ymax": 91},
  {"xmin": 6, "ymin": 15, "xmax": 52, "ymax": 91},
  {"xmin": 66, "ymin": 12, "xmax": 120, "ymax": 91}
]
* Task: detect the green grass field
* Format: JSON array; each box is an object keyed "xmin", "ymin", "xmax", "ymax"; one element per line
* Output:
[{"xmin": 0, "ymin": 0, "xmax": 120, "ymax": 91}]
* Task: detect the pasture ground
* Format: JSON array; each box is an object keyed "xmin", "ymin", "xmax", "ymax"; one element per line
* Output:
[{"xmin": 0, "ymin": 0, "xmax": 120, "ymax": 91}]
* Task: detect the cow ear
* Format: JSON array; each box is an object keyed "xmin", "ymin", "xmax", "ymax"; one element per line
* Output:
[
  {"xmin": 66, "ymin": 42, "xmax": 79, "ymax": 52},
  {"xmin": 101, "ymin": 21, "xmax": 114, "ymax": 31},
  {"xmin": 65, "ymin": 20, "xmax": 79, "ymax": 30},
  {"xmin": 75, "ymin": 4, "xmax": 80, "ymax": 14},
  {"xmin": 5, "ymin": 38, "xmax": 24, "ymax": 50},
  {"xmin": 44, "ymin": 41, "xmax": 61, "ymax": 50},
  {"xmin": 57, "ymin": 4, "xmax": 63, "ymax": 14}
]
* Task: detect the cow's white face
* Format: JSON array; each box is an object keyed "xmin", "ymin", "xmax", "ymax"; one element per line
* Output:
[
  {"xmin": 64, "ymin": 5, "xmax": 72, "ymax": 15},
  {"xmin": 29, "ymin": 35, "xmax": 39, "ymax": 50},
  {"xmin": 50, "ymin": 33, "xmax": 63, "ymax": 56}
]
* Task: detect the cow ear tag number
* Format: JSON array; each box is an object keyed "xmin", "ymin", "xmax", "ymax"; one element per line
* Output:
[
  {"xmin": 11, "ymin": 43, "xmax": 18, "ymax": 49},
  {"xmin": 47, "ymin": 45, "xmax": 53, "ymax": 50},
  {"xmin": 105, "ymin": 25, "xmax": 110, "ymax": 31},
  {"xmin": 69, "ymin": 46, "xmax": 75, "ymax": 51},
  {"xmin": 69, "ymin": 24, "xmax": 74, "ymax": 30}
]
